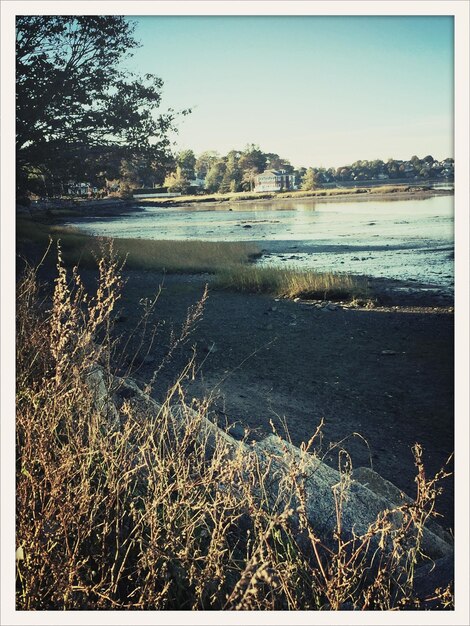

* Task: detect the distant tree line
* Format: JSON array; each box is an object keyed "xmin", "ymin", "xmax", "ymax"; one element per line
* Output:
[{"xmin": 162, "ymin": 148, "xmax": 454, "ymax": 195}]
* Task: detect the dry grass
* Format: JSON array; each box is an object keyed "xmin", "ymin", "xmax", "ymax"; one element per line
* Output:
[
  {"xmin": 16, "ymin": 245, "xmax": 453, "ymax": 610},
  {"xmin": 138, "ymin": 184, "xmax": 418, "ymax": 207},
  {"xmin": 138, "ymin": 191, "xmax": 274, "ymax": 205},
  {"xmin": 16, "ymin": 219, "xmax": 260, "ymax": 272},
  {"xmin": 214, "ymin": 264, "xmax": 370, "ymax": 301}
]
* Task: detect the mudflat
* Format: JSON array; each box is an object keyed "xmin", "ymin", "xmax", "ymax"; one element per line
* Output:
[{"xmin": 110, "ymin": 270, "xmax": 454, "ymax": 531}]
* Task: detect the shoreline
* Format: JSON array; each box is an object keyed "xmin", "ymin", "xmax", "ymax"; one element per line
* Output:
[
  {"xmin": 17, "ymin": 182, "xmax": 454, "ymax": 308},
  {"xmin": 21, "ymin": 184, "xmax": 453, "ymax": 221},
  {"xmin": 137, "ymin": 186, "xmax": 453, "ymax": 210}
]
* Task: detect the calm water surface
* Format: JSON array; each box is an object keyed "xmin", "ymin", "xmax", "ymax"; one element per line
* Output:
[{"xmin": 68, "ymin": 195, "xmax": 454, "ymax": 292}]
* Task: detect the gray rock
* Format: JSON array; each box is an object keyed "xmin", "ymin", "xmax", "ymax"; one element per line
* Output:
[
  {"xmin": 84, "ymin": 365, "xmax": 120, "ymax": 431},
  {"xmin": 254, "ymin": 436, "xmax": 452, "ymax": 561},
  {"xmin": 352, "ymin": 467, "xmax": 453, "ymax": 546},
  {"xmin": 227, "ymin": 422, "xmax": 246, "ymax": 441},
  {"xmin": 86, "ymin": 365, "xmax": 453, "ymax": 567}
]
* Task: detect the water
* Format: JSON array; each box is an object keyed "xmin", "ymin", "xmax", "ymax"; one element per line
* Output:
[{"xmin": 68, "ymin": 195, "xmax": 454, "ymax": 292}]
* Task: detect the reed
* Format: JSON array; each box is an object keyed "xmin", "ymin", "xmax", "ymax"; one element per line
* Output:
[{"xmin": 214, "ymin": 264, "xmax": 370, "ymax": 300}]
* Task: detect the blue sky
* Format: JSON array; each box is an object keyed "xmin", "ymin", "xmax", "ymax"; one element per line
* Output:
[{"xmin": 125, "ymin": 15, "xmax": 454, "ymax": 168}]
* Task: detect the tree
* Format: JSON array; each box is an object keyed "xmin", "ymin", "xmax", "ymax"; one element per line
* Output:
[
  {"xmin": 195, "ymin": 151, "xmax": 219, "ymax": 179},
  {"xmin": 164, "ymin": 166, "xmax": 190, "ymax": 193},
  {"xmin": 300, "ymin": 168, "xmax": 318, "ymax": 191},
  {"xmin": 337, "ymin": 167, "xmax": 352, "ymax": 181},
  {"xmin": 241, "ymin": 168, "xmax": 259, "ymax": 192},
  {"xmin": 204, "ymin": 160, "xmax": 226, "ymax": 193},
  {"xmin": 238, "ymin": 144, "xmax": 267, "ymax": 177},
  {"xmin": 265, "ymin": 152, "xmax": 294, "ymax": 173},
  {"xmin": 176, "ymin": 149, "xmax": 196, "ymax": 180},
  {"xmin": 386, "ymin": 159, "xmax": 400, "ymax": 179},
  {"xmin": 16, "ymin": 16, "xmax": 186, "ymax": 195},
  {"xmin": 219, "ymin": 151, "xmax": 242, "ymax": 193}
]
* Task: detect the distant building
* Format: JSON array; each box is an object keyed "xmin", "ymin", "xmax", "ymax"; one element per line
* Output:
[
  {"xmin": 67, "ymin": 182, "xmax": 98, "ymax": 196},
  {"xmin": 189, "ymin": 177, "xmax": 206, "ymax": 189},
  {"xmin": 254, "ymin": 169, "xmax": 296, "ymax": 193}
]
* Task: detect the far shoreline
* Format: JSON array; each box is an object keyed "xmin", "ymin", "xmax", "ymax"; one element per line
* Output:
[
  {"xmin": 136, "ymin": 184, "xmax": 453, "ymax": 211},
  {"xmin": 21, "ymin": 182, "xmax": 454, "ymax": 222}
]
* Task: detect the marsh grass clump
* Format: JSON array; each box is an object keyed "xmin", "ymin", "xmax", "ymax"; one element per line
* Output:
[
  {"xmin": 214, "ymin": 264, "xmax": 370, "ymax": 301},
  {"xmin": 16, "ymin": 246, "xmax": 453, "ymax": 610},
  {"xmin": 16, "ymin": 219, "xmax": 260, "ymax": 272}
]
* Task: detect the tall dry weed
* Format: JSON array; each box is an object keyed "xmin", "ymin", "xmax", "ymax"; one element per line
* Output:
[{"xmin": 16, "ymin": 245, "xmax": 453, "ymax": 610}]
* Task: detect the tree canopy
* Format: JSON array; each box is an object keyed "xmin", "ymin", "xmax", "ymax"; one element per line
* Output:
[{"xmin": 16, "ymin": 16, "xmax": 186, "ymax": 195}]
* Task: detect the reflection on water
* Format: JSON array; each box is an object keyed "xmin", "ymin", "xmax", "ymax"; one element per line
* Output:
[{"xmin": 67, "ymin": 195, "xmax": 454, "ymax": 292}]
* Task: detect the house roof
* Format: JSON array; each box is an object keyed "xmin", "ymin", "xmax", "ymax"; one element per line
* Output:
[{"xmin": 258, "ymin": 169, "xmax": 293, "ymax": 177}]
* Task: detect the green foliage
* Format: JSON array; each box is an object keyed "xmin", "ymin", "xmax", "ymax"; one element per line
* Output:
[
  {"xmin": 219, "ymin": 151, "xmax": 242, "ymax": 193},
  {"xmin": 195, "ymin": 150, "xmax": 220, "ymax": 179},
  {"xmin": 204, "ymin": 160, "xmax": 226, "ymax": 193},
  {"xmin": 177, "ymin": 149, "xmax": 196, "ymax": 179},
  {"xmin": 238, "ymin": 144, "xmax": 267, "ymax": 174},
  {"xmin": 301, "ymin": 167, "xmax": 318, "ymax": 191},
  {"xmin": 164, "ymin": 166, "xmax": 191, "ymax": 194},
  {"xmin": 16, "ymin": 16, "xmax": 185, "ymax": 195}
]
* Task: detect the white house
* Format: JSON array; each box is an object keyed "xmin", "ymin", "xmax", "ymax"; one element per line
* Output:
[
  {"xmin": 67, "ymin": 182, "xmax": 98, "ymax": 196},
  {"xmin": 254, "ymin": 169, "xmax": 296, "ymax": 193},
  {"xmin": 189, "ymin": 177, "xmax": 206, "ymax": 189}
]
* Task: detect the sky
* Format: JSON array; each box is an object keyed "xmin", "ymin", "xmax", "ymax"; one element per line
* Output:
[{"xmin": 123, "ymin": 15, "xmax": 454, "ymax": 169}]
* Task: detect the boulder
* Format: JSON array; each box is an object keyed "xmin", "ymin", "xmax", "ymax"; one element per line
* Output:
[
  {"xmin": 85, "ymin": 365, "xmax": 453, "ymax": 565},
  {"xmin": 253, "ymin": 435, "xmax": 453, "ymax": 561},
  {"xmin": 352, "ymin": 466, "xmax": 453, "ymax": 546}
]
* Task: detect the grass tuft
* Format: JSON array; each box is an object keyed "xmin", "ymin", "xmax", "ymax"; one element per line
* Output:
[{"xmin": 214, "ymin": 264, "xmax": 370, "ymax": 301}]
